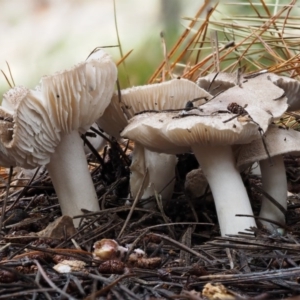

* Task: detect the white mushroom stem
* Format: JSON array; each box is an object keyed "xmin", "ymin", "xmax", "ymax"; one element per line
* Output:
[
  {"xmin": 142, "ymin": 149, "xmax": 176, "ymax": 203},
  {"xmin": 259, "ymin": 155, "xmax": 287, "ymax": 231},
  {"xmin": 130, "ymin": 143, "xmax": 176, "ymax": 208},
  {"xmin": 47, "ymin": 130, "xmax": 100, "ymax": 227},
  {"xmin": 192, "ymin": 144, "xmax": 256, "ymax": 236}
]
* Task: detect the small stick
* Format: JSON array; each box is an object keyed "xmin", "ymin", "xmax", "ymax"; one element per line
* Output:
[
  {"xmin": 160, "ymin": 32, "xmax": 167, "ymax": 81},
  {"xmin": 118, "ymin": 168, "xmax": 149, "ymax": 239},
  {"xmin": 81, "ymin": 134, "xmax": 106, "ymax": 169},
  {"xmin": 84, "ymin": 274, "xmax": 134, "ymax": 300},
  {"xmin": 236, "ymin": 67, "xmax": 244, "ymax": 87},
  {"xmin": 211, "ymin": 30, "xmax": 220, "ymax": 73},
  {"xmin": 1, "ymin": 70, "xmax": 13, "ymax": 88},
  {"xmin": 207, "ymin": 72, "xmax": 219, "ymax": 92},
  {"xmin": 0, "ymin": 166, "xmax": 13, "ymax": 231},
  {"xmin": 152, "ymin": 233, "xmax": 213, "ymax": 264},
  {"xmin": 34, "ymin": 260, "xmax": 75, "ymax": 300},
  {"xmin": 0, "ymin": 116, "xmax": 13, "ymax": 123}
]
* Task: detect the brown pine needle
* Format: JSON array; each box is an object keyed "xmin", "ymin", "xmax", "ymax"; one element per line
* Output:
[
  {"xmin": 149, "ymin": 0, "xmax": 299, "ymax": 83},
  {"xmin": 1, "ymin": 70, "xmax": 13, "ymax": 88},
  {"xmin": 148, "ymin": 1, "xmax": 216, "ymax": 83},
  {"xmin": 6, "ymin": 61, "xmax": 15, "ymax": 87},
  {"xmin": 116, "ymin": 49, "xmax": 134, "ymax": 66}
]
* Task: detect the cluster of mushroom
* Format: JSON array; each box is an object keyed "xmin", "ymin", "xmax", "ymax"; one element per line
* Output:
[
  {"xmin": 197, "ymin": 72, "xmax": 300, "ymax": 234},
  {"xmin": 117, "ymin": 71, "xmax": 300, "ymax": 236},
  {"xmin": 97, "ymin": 79, "xmax": 212, "ymax": 208},
  {"xmin": 0, "ymin": 50, "xmax": 210, "ymax": 227},
  {"xmin": 1, "ymin": 48, "xmax": 300, "ymax": 236}
]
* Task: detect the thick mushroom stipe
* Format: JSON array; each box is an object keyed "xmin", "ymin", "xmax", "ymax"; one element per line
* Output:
[
  {"xmin": 193, "ymin": 144, "xmax": 256, "ymax": 236},
  {"xmin": 47, "ymin": 130, "xmax": 99, "ymax": 227},
  {"xmin": 130, "ymin": 143, "xmax": 176, "ymax": 207},
  {"xmin": 259, "ymin": 155, "xmax": 287, "ymax": 231}
]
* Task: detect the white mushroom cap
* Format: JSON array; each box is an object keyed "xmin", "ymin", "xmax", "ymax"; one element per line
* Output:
[
  {"xmin": 235, "ymin": 125, "xmax": 300, "ymax": 169},
  {"xmin": 198, "ymin": 75, "xmax": 288, "ymax": 133},
  {"xmin": 97, "ymin": 78, "xmax": 212, "ymax": 138},
  {"xmin": 0, "ymin": 86, "xmax": 59, "ymax": 168},
  {"xmin": 41, "ymin": 49, "xmax": 117, "ymax": 134},
  {"xmin": 118, "ymin": 78, "xmax": 211, "ymax": 116},
  {"xmin": 123, "ymin": 111, "xmax": 261, "ymax": 154},
  {"xmin": 0, "ymin": 49, "xmax": 117, "ymax": 169},
  {"xmin": 263, "ymin": 73, "xmax": 300, "ymax": 112}
]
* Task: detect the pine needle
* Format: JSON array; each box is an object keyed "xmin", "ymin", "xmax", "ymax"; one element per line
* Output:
[
  {"xmin": 149, "ymin": 0, "xmax": 300, "ymax": 82},
  {"xmin": 116, "ymin": 49, "xmax": 134, "ymax": 66},
  {"xmin": 113, "ymin": 0, "xmax": 131, "ymax": 86}
]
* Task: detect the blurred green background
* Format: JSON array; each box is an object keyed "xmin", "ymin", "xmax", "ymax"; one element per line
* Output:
[
  {"xmin": 0, "ymin": 0, "xmax": 297, "ymax": 96},
  {"xmin": 0, "ymin": 0, "xmax": 201, "ymax": 95}
]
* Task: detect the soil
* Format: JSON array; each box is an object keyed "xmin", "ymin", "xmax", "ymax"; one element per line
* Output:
[{"xmin": 0, "ymin": 139, "xmax": 300, "ymax": 299}]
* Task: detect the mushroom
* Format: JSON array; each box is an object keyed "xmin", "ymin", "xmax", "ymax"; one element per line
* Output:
[
  {"xmin": 121, "ymin": 77, "xmax": 288, "ymax": 236},
  {"xmin": 130, "ymin": 142, "xmax": 177, "ymax": 208},
  {"xmin": 0, "ymin": 49, "xmax": 117, "ymax": 226},
  {"xmin": 184, "ymin": 168, "xmax": 213, "ymax": 205},
  {"xmin": 97, "ymin": 78, "xmax": 211, "ymax": 207},
  {"xmin": 255, "ymin": 73, "xmax": 300, "ymax": 112},
  {"xmin": 235, "ymin": 125, "xmax": 300, "ymax": 232},
  {"xmin": 197, "ymin": 71, "xmax": 300, "ymax": 112},
  {"xmin": 198, "ymin": 71, "xmax": 300, "ymax": 232}
]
